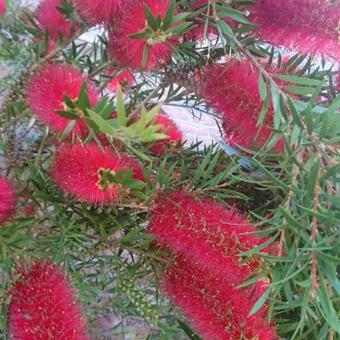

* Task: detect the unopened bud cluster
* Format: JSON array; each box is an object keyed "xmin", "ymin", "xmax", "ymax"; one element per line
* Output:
[{"xmin": 117, "ymin": 276, "xmax": 159, "ymax": 325}]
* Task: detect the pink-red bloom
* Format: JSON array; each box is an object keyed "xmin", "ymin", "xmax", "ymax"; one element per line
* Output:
[
  {"xmin": 200, "ymin": 60, "xmax": 284, "ymax": 152},
  {"xmin": 0, "ymin": 176, "xmax": 16, "ymax": 223},
  {"xmin": 108, "ymin": 0, "xmax": 179, "ymax": 70},
  {"xmin": 150, "ymin": 114, "xmax": 182, "ymax": 155},
  {"xmin": 163, "ymin": 256, "xmax": 276, "ymax": 340},
  {"xmin": 0, "ymin": 0, "xmax": 5, "ymax": 16},
  {"xmin": 51, "ymin": 143, "xmax": 145, "ymax": 204},
  {"xmin": 249, "ymin": 0, "xmax": 340, "ymax": 60},
  {"xmin": 36, "ymin": 0, "xmax": 77, "ymax": 41},
  {"xmin": 8, "ymin": 261, "xmax": 88, "ymax": 340},
  {"xmin": 107, "ymin": 69, "xmax": 134, "ymax": 93},
  {"xmin": 148, "ymin": 191, "xmax": 272, "ymax": 284},
  {"xmin": 27, "ymin": 64, "xmax": 98, "ymax": 136},
  {"xmin": 75, "ymin": 0, "xmax": 126, "ymax": 24}
]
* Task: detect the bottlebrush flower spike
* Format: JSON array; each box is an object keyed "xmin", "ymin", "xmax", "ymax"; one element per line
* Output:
[
  {"xmin": 8, "ymin": 261, "xmax": 89, "ymax": 340},
  {"xmin": 149, "ymin": 113, "xmax": 182, "ymax": 155},
  {"xmin": 27, "ymin": 64, "xmax": 98, "ymax": 136},
  {"xmin": 0, "ymin": 0, "xmax": 5, "ymax": 16},
  {"xmin": 249, "ymin": 0, "xmax": 340, "ymax": 60},
  {"xmin": 108, "ymin": 0, "xmax": 179, "ymax": 70},
  {"xmin": 149, "ymin": 190, "xmax": 272, "ymax": 284},
  {"xmin": 107, "ymin": 69, "xmax": 135, "ymax": 93},
  {"xmin": 75, "ymin": 0, "xmax": 126, "ymax": 25},
  {"xmin": 0, "ymin": 176, "xmax": 16, "ymax": 223},
  {"xmin": 200, "ymin": 60, "xmax": 284, "ymax": 152},
  {"xmin": 50, "ymin": 143, "xmax": 145, "ymax": 204},
  {"xmin": 163, "ymin": 256, "xmax": 276, "ymax": 340},
  {"xmin": 36, "ymin": 0, "xmax": 77, "ymax": 41}
]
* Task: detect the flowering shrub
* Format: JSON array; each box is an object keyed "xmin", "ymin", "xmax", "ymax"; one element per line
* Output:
[{"xmin": 0, "ymin": 0, "xmax": 339, "ymax": 339}]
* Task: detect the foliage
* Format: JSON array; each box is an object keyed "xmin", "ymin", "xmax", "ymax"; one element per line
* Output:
[{"xmin": 0, "ymin": 0, "xmax": 339, "ymax": 339}]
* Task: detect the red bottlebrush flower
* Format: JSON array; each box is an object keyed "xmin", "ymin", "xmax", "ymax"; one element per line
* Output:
[
  {"xmin": 75, "ymin": 0, "xmax": 126, "ymax": 24},
  {"xmin": 163, "ymin": 256, "xmax": 276, "ymax": 340},
  {"xmin": 148, "ymin": 191, "xmax": 271, "ymax": 284},
  {"xmin": 27, "ymin": 64, "xmax": 98, "ymax": 136},
  {"xmin": 8, "ymin": 261, "xmax": 88, "ymax": 340},
  {"xmin": 0, "ymin": 0, "xmax": 6, "ymax": 16},
  {"xmin": 200, "ymin": 60, "xmax": 284, "ymax": 152},
  {"xmin": 0, "ymin": 177, "xmax": 16, "ymax": 223},
  {"xmin": 249, "ymin": 0, "xmax": 340, "ymax": 60},
  {"xmin": 107, "ymin": 69, "xmax": 134, "ymax": 93},
  {"xmin": 149, "ymin": 113, "xmax": 182, "ymax": 155},
  {"xmin": 108, "ymin": 0, "xmax": 179, "ymax": 70},
  {"xmin": 50, "ymin": 143, "xmax": 145, "ymax": 204},
  {"xmin": 36, "ymin": 0, "xmax": 77, "ymax": 41}
]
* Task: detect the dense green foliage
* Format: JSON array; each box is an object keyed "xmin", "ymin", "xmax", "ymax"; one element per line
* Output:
[{"xmin": 0, "ymin": 1, "xmax": 339, "ymax": 339}]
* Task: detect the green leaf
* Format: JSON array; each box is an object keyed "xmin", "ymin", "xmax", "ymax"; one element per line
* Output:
[
  {"xmin": 285, "ymin": 86, "xmax": 316, "ymax": 96},
  {"xmin": 239, "ymin": 234, "xmax": 279, "ymax": 256},
  {"xmin": 218, "ymin": 7, "xmax": 249, "ymax": 24},
  {"xmin": 306, "ymin": 159, "xmax": 320, "ymax": 200},
  {"xmin": 171, "ymin": 12, "xmax": 192, "ymax": 25},
  {"xmin": 63, "ymin": 94, "xmax": 75, "ymax": 109},
  {"xmin": 143, "ymin": 3, "xmax": 159, "ymax": 31},
  {"xmin": 215, "ymin": 20, "xmax": 234, "ymax": 37},
  {"xmin": 77, "ymin": 81, "xmax": 90, "ymax": 111},
  {"xmin": 321, "ymin": 163, "xmax": 340, "ymax": 180},
  {"xmin": 275, "ymin": 74, "xmax": 322, "ymax": 87},
  {"xmin": 257, "ymin": 93, "xmax": 270, "ymax": 127},
  {"xmin": 270, "ymin": 81, "xmax": 280, "ymax": 114},
  {"xmin": 168, "ymin": 22, "xmax": 192, "ymax": 35},
  {"xmin": 317, "ymin": 282, "xmax": 340, "ymax": 334},
  {"xmin": 162, "ymin": 0, "xmax": 176, "ymax": 30},
  {"xmin": 258, "ymin": 73, "xmax": 267, "ymax": 101},
  {"xmin": 279, "ymin": 207, "xmax": 304, "ymax": 230},
  {"xmin": 177, "ymin": 319, "xmax": 201, "ymax": 340},
  {"xmin": 288, "ymin": 98, "xmax": 304, "ymax": 129},
  {"xmin": 129, "ymin": 31, "xmax": 150, "ymax": 40},
  {"xmin": 130, "ymin": 104, "xmax": 162, "ymax": 134},
  {"xmin": 326, "ymin": 94, "xmax": 340, "ymax": 116},
  {"xmin": 304, "ymin": 104, "xmax": 314, "ymax": 134},
  {"xmin": 249, "ymin": 287, "xmax": 271, "ymax": 316},
  {"xmin": 237, "ymin": 272, "xmax": 267, "ymax": 289},
  {"xmin": 318, "ymin": 110, "xmax": 329, "ymax": 139},
  {"xmin": 87, "ymin": 110, "xmax": 115, "ymax": 135},
  {"xmin": 55, "ymin": 110, "xmax": 79, "ymax": 120}
]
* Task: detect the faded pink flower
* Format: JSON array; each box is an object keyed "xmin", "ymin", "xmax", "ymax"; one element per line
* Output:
[{"xmin": 249, "ymin": 0, "xmax": 340, "ymax": 60}]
